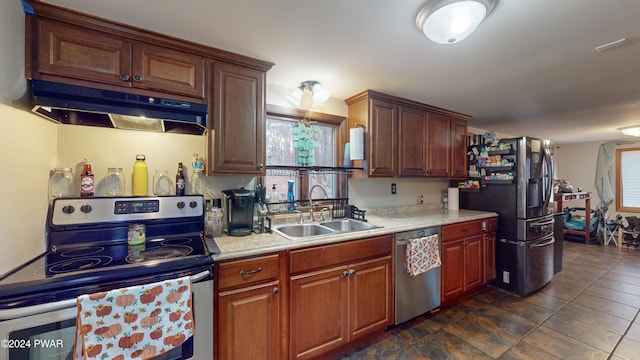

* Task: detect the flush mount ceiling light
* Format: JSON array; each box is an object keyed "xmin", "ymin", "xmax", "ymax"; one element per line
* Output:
[
  {"xmin": 619, "ymin": 126, "xmax": 640, "ymax": 137},
  {"xmin": 416, "ymin": 0, "xmax": 496, "ymax": 44},
  {"xmin": 287, "ymin": 81, "xmax": 330, "ymax": 109}
]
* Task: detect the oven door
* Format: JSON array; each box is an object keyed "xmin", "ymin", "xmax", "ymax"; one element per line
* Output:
[{"xmin": 0, "ymin": 271, "xmax": 213, "ymax": 360}]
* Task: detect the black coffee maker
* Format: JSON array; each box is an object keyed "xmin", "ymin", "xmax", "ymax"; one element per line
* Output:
[{"xmin": 222, "ymin": 189, "xmax": 255, "ymax": 236}]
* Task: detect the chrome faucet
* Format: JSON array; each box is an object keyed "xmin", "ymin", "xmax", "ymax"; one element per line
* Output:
[{"xmin": 308, "ymin": 184, "xmax": 329, "ymax": 222}]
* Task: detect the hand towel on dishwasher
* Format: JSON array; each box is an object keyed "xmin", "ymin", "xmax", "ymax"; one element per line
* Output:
[
  {"xmin": 74, "ymin": 276, "xmax": 193, "ymax": 360},
  {"xmin": 405, "ymin": 234, "xmax": 441, "ymax": 276}
]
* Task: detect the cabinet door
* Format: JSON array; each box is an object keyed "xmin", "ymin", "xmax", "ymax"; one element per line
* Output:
[
  {"xmin": 464, "ymin": 235, "xmax": 484, "ymax": 290},
  {"xmin": 133, "ymin": 43, "xmax": 204, "ymax": 99},
  {"xmin": 36, "ymin": 19, "xmax": 132, "ymax": 87},
  {"xmin": 349, "ymin": 256, "xmax": 393, "ymax": 340},
  {"xmin": 290, "ymin": 267, "xmax": 348, "ymax": 360},
  {"xmin": 218, "ymin": 281, "xmax": 281, "ymax": 360},
  {"xmin": 484, "ymin": 232, "xmax": 497, "ymax": 283},
  {"xmin": 450, "ymin": 117, "xmax": 468, "ymax": 178},
  {"xmin": 441, "ymin": 239, "xmax": 464, "ymax": 303},
  {"xmin": 210, "ymin": 61, "xmax": 266, "ymax": 175},
  {"xmin": 368, "ymin": 99, "xmax": 397, "ymax": 177},
  {"xmin": 426, "ymin": 112, "xmax": 451, "ymax": 177},
  {"xmin": 398, "ymin": 106, "xmax": 428, "ymax": 176}
]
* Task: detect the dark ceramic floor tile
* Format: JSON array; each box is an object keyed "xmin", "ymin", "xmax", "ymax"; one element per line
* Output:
[
  {"xmin": 522, "ymin": 325, "xmax": 609, "ymax": 360},
  {"xmin": 553, "ymin": 269, "xmax": 601, "ymax": 284},
  {"xmin": 543, "ymin": 311, "xmax": 622, "ymax": 352},
  {"xmin": 612, "ymin": 337, "xmax": 640, "ymax": 360},
  {"xmin": 593, "ymin": 277, "xmax": 640, "ymax": 296},
  {"xmin": 602, "ymin": 271, "xmax": 640, "ymax": 288},
  {"xmin": 443, "ymin": 311, "xmax": 519, "ymax": 358},
  {"xmin": 379, "ymin": 346, "xmax": 431, "ymax": 360},
  {"xmin": 571, "ymin": 292, "xmax": 639, "ymax": 320},
  {"xmin": 625, "ymin": 323, "xmax": 640, "ymax": 342},
  {"xmin": 497, "ymin": 341, "xmax": 561, "ymax": 360},
  {"xmin": 413, "ymin": 330, "xmax": 492, "ymax": 360},
  {"xmin": 335, "ymin": 332, "xmax": 408, "ymax": 360},
  {"xmin": 520, "ymin": 290, "xmax": 568, "ymax": 312},
  {"xmin": 556, "ymin": 302, "xmax": 630, "ymax": 335},
  {"xmin": 392, "ymin": 316, "xmax": 441, "ymax": 344},
  {"xmin": 584, "ymin": 284, "xmax": 640, "ymax": 308},
  {"xmin": 470, "ymin": 304, "xmax": 538, "ymax": 338},
  {"xmin": 472, "ymin": 286, "xmax": 509, "ymax": 304},
  {"xmin": 426, "ymin": 305, "xmax": 467, "ymax": 328},
  {"xmin": 538, "ymin": 278, "xmax": 584, "ymax": 301},
  {"xmin": 490, "ymin": 295, "xmax": 556, "ymax": 324}
]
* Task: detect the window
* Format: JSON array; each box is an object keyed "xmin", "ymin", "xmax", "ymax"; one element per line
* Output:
[
  {"xmin": 265, "ymin": 112, "xmax": 343, "ymax": 211},
  {"xmin": 616, "ymin": 147, "xmax": 640, "ymax": 213}
]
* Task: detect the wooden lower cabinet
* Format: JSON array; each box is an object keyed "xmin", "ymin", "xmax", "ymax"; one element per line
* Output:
[
  {"xmin": 289, "ymin": 235, "xmax": 393, "ymax": 360},
  {"xmin": 218, "ymin": 281, "xmax": 281, "ymax": 360},
  {"xmin": 484, "ymin": 231, "xmax": 497, "ymax": 283}
]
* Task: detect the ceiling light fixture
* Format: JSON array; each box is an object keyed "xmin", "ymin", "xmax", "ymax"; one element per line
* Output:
[
  {"xmin": 286, "ymin": 81, "xmax": 330, "ymax": 109},
  {"xmin": 416, "ymin": 0, "xmax": 496, "ymax": 44},
  {"xmin": 619, "ymin": 126, "xmax": 640, "ymax": 137}
]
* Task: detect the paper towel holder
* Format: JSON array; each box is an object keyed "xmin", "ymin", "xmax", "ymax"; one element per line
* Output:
[{"xmin": 349, "ymin": 124, "xmax": 366, "ymax": 161}]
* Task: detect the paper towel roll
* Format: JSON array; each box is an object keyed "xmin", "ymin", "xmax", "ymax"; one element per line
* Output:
[
  {"xmin": 447, "ymin": 187, "xmax": 459, "ymax": 211},
  {"xmin": 349, "ymin": 127, "xmax": 364, "ymax": 160}
]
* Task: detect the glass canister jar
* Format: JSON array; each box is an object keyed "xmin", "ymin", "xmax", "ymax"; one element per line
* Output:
[
  {"xmin": 153, "ymin": 170, "xmax": 172, "ymax": 196},
  {"xmin": 191, "ymin": 168, "xmax": 204, "ymax": 194},
  {"xmin": 205, "ymin": 208, "xmax": 224, "ymax": 238},
  {"xmin": 105, "ymin": 167, "xmax": 125, "ymax": 196},
  {"xmin": 48, "ymin": 168, "xmax": 76, "ymax": 201}
]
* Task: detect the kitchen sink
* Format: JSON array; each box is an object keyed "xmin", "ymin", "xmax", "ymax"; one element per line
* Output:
[
  {"xmin": 273, "ymin": 219, "xmax": 380, "ymax": 240},
  {"xmin": 319, "ymin": 219, "xmax": 378, "ymax": 232}
]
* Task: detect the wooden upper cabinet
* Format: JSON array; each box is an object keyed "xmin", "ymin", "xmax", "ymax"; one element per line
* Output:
[
  {"xmin": 398, "ymin": 106, "xmax": 428, "ymax": 177},
  {"xmin": 369, "ymin": 99, "xmax": 398, "ymax": 177},
  {"xmin": 32, "ymin": 18, "xmax": 205, "ymax": 100},
  {"xmin": 450, "ymin": 117, "xmax": 468, "ymax": 179},
  {"xmin": 426, "ymin": 112, "xmax": 451, "ymax": 177},
  {"xmin": 209, "ymin": 60, "xmax": 266, "ymax": 175},
  {"xmin": 346, "ymin": 90, "xmax": 470, "ymax": 179}
]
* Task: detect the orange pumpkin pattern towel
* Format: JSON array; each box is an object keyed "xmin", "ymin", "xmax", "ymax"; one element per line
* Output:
[
  {"xmin": 74, "ymin": 276, "xmax": 193, "ymax": 360},
  {"xmin": 405, "ymin": 234, "xmax": 441, "ymax": 276}
]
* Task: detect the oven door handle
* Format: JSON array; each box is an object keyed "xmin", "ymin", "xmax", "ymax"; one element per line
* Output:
[{"xmin": 0, "ymin": 270, "xmax": 213, "ymax": 320}]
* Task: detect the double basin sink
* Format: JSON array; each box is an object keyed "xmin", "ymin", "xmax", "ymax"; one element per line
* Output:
[{"xmin": 273, "ymin": 218, "xmax": 380, "ymax": 240}]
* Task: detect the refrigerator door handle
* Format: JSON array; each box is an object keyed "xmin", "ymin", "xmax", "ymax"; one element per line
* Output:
[
  {"xmin": 530, "ymin": 234, "xmax": 555, "ymax": 248},
  {"xmin": 530, "ymin": 219, "xmax": 555, "ymax": 227},
  {"xmin": 541, "ymin": 147, "xmax": 553, "ymax": 211}
]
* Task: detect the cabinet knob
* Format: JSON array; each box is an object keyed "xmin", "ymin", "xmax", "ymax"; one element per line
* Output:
[
  {"xmin": 257, "ymin": 164, "xmax": 264, "ymax": 169},
  {"xmin": 343, "ymin": 271, "xmax": 350, "ymax": 277},
  {"xmin": 133, "ymin": 75, "xmax": 142, "ymax": 82},
  {"xmin": 273, "ymin": 287, "xmax": 279, "ymax": 294},
  {"xmin": 348, "ymin": 269, "xmax": 356, "ymax": 276},
  {"xmin": 120, "ymin": 73, "xmax": 130, "ymax": 81}
]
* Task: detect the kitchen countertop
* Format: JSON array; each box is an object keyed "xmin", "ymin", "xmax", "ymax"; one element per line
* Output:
[{"xmin": 206, "ymin": 209, "xmax": 498, "ymax": 261}]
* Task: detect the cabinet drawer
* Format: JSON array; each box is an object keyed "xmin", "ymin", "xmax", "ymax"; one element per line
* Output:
[
  {"xmin": 290, "ymin": 235, "xmax": 393, "ymax": 274},
  {"xmin": 218, "ymin": 254, "xmax": 280, "ymax": 290},
  {"xmin": 442, "ymin": 220, "xmax": 483, "ymax": 241},
  {"xmin": 484, "ymin": 217, "xmax": 498, "ymax": 233}
]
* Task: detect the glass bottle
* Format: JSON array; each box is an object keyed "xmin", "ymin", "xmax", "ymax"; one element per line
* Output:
[
  {"xmin": 287, "ymin": 180, "xmax": 295, "ymax": 211},
  {"xmin": 105, "ymin": 167, "xmax": 125, "ymax": 196},
  {"xmin": 132, "ymin": 154, "xmax": 148, "ymax": 196},
  {"xmin": 48, "ymin": 168, "xmax": 75, "ymax": 201},
  {"xmin": 80, "ymin": 158, "xmax": 94, "ymax": 198},
  {"xmin": 176, "ymin": 162, "xmax": 186, "ymax": 196}
]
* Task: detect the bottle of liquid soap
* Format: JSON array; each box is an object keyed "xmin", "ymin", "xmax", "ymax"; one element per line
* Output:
[
  {"xmin": 80, "ymin": 158, "xmax": 94, "ymax": 198},
  {"xmin": 176, "ymin": 162, "xmax": 186, "ymax": 196},
  {"xmin": 132, "ymin": 154, "xmax": 148, "ymax": 196}
]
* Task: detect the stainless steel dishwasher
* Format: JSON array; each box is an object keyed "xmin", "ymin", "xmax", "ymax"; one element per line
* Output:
[{"xmin": 395, "ymin": 226, "xmax": 442, "ymax": 325}]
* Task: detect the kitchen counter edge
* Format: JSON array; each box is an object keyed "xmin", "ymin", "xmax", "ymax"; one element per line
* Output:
[{"xmin": 206, "ymin": 209, "xmax": 497, "ymax": 261}]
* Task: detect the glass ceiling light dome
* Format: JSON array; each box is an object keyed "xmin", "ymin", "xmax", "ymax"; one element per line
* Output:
[
  {"xmin": 286, "ymin": 81, "xmax": 330, "ymax": 109},
  {"xmin": 416, "ymin": 0, "xmax": 496, "ymax": 44},
  {"xmin": 619, "ymin": 126, "xmax": 640, "ymax": 137}
]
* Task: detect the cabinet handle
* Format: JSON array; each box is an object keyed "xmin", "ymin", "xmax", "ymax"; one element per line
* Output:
[
  {"xmin": 273, "ymin": 287, "xmax": 279, "ymax": 294},
  {"xmin": 343, "ymin": 270, "xmax": 350, "ymax": 277},
  {"xmin": 239, "ymin": 267, "xmax": 262, "ymax": 275},
  {"xmin": 133, "ymin": 75, "xmax": 142, "ymax": 82},
  {"xmin": 257, "ymin": 164, "xmax": 264, "ymax": 169},
  {"xmin": 120, "ymin": 73, "xmax": 130, "ymax": 81}
]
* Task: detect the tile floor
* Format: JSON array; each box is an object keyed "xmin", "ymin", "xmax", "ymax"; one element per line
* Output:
[{"xmin": 336, "ymin": 240, "xmax": 640, "ymax": 359}]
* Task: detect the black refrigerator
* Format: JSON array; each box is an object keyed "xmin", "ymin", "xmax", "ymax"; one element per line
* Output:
[{"xmin": 459, "ymin": 137, "xmax": 555, "ymax": 296}]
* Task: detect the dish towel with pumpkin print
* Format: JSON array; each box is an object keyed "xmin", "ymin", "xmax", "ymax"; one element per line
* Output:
[
  {"xmin": 74, "ymin": 276, "xmax": 193, "ymax": 360},
  {"xmin": 405, "ymin": 234, "xmax": 441, "ymax": 276}
]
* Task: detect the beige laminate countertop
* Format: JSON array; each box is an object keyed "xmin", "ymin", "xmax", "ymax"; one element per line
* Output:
[{"xmin": 206, "ymin": 209, "xmax": 497, "ymax": 261}]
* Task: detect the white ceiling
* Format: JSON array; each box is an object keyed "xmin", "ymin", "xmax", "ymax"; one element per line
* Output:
[{"xmin": 44, "ymin": 0, "xmax": 640, "ymax": 144}]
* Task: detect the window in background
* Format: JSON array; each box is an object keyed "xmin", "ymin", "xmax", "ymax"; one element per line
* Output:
[
  {"xmin": 616, "ymin": 147, "xmax": 640, "ymax": 213},
  {"xmin": 265, "ymin": 115, "xmax": 338, "ymax": 210}
]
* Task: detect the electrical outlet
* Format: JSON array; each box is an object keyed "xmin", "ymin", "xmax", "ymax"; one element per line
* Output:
[
  {"xmin": 391, "ymin": 183, "xmax": 396, "ymax": 194},
  {"xmin": 417, "ymin": 194, "xmax": 424, "ymax": 205}
]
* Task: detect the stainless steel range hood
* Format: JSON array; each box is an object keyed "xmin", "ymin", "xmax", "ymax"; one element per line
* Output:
[{"xmin": 31, "ymin": 80, "xmax": 208, "ymax": 135}]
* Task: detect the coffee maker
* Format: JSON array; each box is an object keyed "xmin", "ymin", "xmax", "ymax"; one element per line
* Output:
[{"xmin": 222, "ymin": 189, "xmax": 255, "ymax": 236}]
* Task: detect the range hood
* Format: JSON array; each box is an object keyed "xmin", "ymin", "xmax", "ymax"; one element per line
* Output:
[{"xmin": 30, "ymin": 80, "xmax": 208, "ymax": 135}]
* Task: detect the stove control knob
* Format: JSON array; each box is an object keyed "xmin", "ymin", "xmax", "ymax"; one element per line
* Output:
[
  {"xmin": 62, "ymin": 205, "xmax": 75, "ymax": 214},
  {"xmin": 189, "ymin": 201, "xmax": 198, "ymax": 209},
  {"xmin": 177, "ymin": 201, "xmax": 185, "ymax": 209},
  {"xmin": 80, "ymin": 205, "xmax": 92, "ymax": 214}
]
